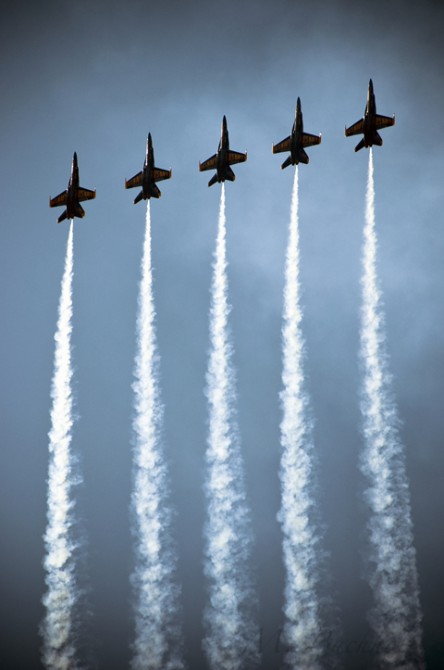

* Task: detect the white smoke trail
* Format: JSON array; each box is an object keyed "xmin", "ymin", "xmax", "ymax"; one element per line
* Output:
[
  {"xmin": 131, "ymin": 201, "xmax": 184, "ymax": 670},
  {"xmin": 42, "ymin": 222, "xmax": 82, "ymax": 670},
  {"xmin": 359, "ymin": 150, "xmax": 424, "ymax": 668},
  {"xmin": 278, "ymin": 167, "xmax": 324, "ymax": 669},
  {"xmin": 203, "ymin": 185, "xmax": 259, "ymax": 670}
]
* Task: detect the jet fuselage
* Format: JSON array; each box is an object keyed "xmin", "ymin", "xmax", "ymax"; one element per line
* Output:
[
  {"xmin": 345, "ymin": 79, "xmax": 395, "ymax": 152},
  {"xmin": 215, "ymin": 116, "xmax": 233, "ymax": 182},
  {"xmin": 199, "ymin": 116, "xmax": 247, "ymax": 186},
  {"xmin": 140, "ymin": 134, "xmax": 160, "ymax": 199},
  {"xmin": 49, "ymin": 152, "xmax": 96, "ymax": 223},
  {"xmin": 272, "ymin": 97, "xmax": 321, "ymax": 168},
  {"xmin": 289, "ymin": 98, "xmax": 308, "ymax": 164},
  {"xmin": 125, "ymin": 133, "xmax": 172, "ymax": 203},
  {"xmin": 64, "ymin": 153, "xmax": 81, "ymax": 219}
]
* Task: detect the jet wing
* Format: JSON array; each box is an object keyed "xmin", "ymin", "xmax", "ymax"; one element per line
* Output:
[
  {"xmin": 302, "ymin": 132, "xmax": 322, "ymax": 148},
  {"xmin": 125, "ymin": 172, "xmax": 143, "ymax": 189},
  {"xmin": 50, "ymin": 191, "xmax": 68, "ymax": 208},
  {"xmin": 375, "ymin": 114, "xmax": 395, "ymax": 130},
  {"xmin": 272, "ymin": 136, "xmax": 291, "ymax": 154},
  {"xmin": 153, "ymin": 167, "xmax": 172, "ymax": 182},
  {"xmin": 345, "ymin": 119, "xmax": 365, "ymax": 137},
  {"xmin": 199, "ymin": 154, "xmax": 218, "ymax": 172},
  {"xmin": 76, "ymin": 187, "xmax": 96, "ymax": 202},
  {"xmin": 227, "ymin": 150, "xmax": 247, "ymax": 166}
]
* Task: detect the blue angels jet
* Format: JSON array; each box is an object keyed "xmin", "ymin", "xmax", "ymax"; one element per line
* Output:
[
  {"xmin": 125, "ymin": 133, "xmax": 172, "ymax": 203},
  {"xmin": 273, "ymin": 97, "xmax": 322, "ymax": 168},
  {"xmin": 49, "ymin": 152, "xmax": 96, "ymax": 223},
  {"xmin": 345, "ymin": 79, "xmax": 395, "ymax": 151},
  {"xmin": 199, "ymin": 115, "xmax": 247, "ymax": 186}
]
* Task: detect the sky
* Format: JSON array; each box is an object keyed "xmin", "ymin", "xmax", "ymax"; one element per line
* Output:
[{"xmin": 1, "ymin": 0, "xmax": 444, "ymax": 667}]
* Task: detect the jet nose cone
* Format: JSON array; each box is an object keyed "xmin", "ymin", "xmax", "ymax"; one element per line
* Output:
[
  {"xmin": 73, "ymin": 151, "xmax": 77, "ymax": 160},
  {"xmin": 148, "ymin": 132, "xmax": 152, "ymax": 142},
  {"xmin": 369, "ymin": 78, "xmax": 374, "ymax": 89}
]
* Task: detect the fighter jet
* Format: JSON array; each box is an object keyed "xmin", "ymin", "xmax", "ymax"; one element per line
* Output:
[
  {"xmin": 345, "ymin": 79, "xmax": 395, "ymax": 151},
  {"xmin": 125, "ymin": 133, "xmax": 171, "ymax": 203},
  {"xmin": 272, "ymin": 97, "xmax": 321, "ymax": 168},
  {"xmin": 49, "ymin": 152, "xmax": 96, "ymax": 223},
  {"xmin": 199, "ymin": 116, "xmax": 247, "ymax": 186}
]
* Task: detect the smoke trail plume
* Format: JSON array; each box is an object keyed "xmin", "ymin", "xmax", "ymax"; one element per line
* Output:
[
  {"xmin": 203, "ymin": 185, "xmax": 259, "ymax": 670},
  {"xmin": 278, "ymin": 167, "xmax": 325, "ymax": 669},
  {"xmin": 359, "ymin": 150, "xmax": 424, "ymax": 668},
  {"xmin": 42, "ymin": 222, "xmax": 82, "ymax": 670},
  {"xmin": 131, "ymin": 202, "xmax": 184, "ymax": 670}
]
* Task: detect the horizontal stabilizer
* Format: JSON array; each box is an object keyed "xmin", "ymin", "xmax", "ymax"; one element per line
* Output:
[
  {"xmin": 373, "ymin": 131, "xmax": 383, "ymax": 146},
  {"xmin": 281, "ymin": 156, "xmax": 293, "ymax": 170},
  {"xmin": 208, "ymin": 174, "xmax": 219, "ymax": 187},
  {"xmin": 75, "ymin": 203, "xmax": 85, "ymax": 218},
  {"xmin": 150, "ymin": 184, "xmax": 161, "ymax": 198},
  {"xmin": 354, "ymin": 138, "xmax": 366, "ymax": 152},
  {"xmin": 297, "ymin": 148, "xmax": 309, "ymax": 164},
  {"xmin": 134, "ymin": 191, "xmax": 144, "ymax": 204},
  {"xmin": 225, "ymin": 166, "xmax": 235, "ymax": 181},
  {"xmin": 57, "ymin": 210, "xmax": 68, "ymax": 224}
]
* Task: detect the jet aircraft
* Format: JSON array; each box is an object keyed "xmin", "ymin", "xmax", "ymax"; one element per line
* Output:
[
  {"xmin": 199, "ymin": 116, "xmax": 247, "ymax": 186},
  {"xmin": 272, "ymin": 97, "xmax": 321, "ymax": 168},
  {"xmin": 125, "ymin": 133, "xmax": 171, "ymax": 203},
  {"xmin": 49, "ymin": 152, "xmax": 96, "ymax": 223},
  {"xmin": 345, "ymin": 79, "xmax": 395, "ymax": 151}
]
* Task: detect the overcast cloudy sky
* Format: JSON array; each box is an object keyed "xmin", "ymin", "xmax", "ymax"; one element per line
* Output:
[{"xmin": 1, "ymin": 1, "xmax": 443, "ymax": 668}]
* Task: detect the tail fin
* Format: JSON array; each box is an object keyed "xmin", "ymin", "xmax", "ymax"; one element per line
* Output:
[{"xmin": 208, "ymin": 174, "xmax": 219, "ymax": 187}]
